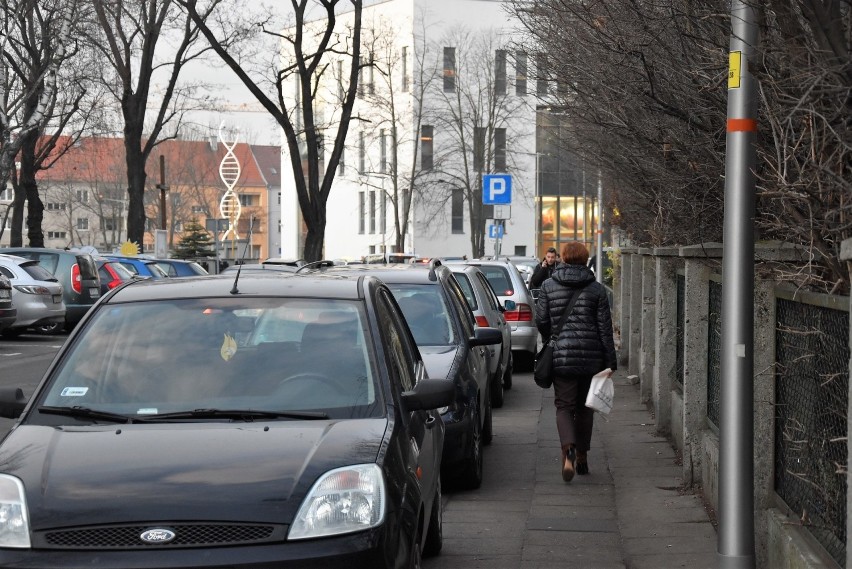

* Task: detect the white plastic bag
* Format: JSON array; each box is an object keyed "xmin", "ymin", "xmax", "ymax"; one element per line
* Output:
[{"xmin": 585, "ymin": 368, "xmax": 614, "ymax": 415}]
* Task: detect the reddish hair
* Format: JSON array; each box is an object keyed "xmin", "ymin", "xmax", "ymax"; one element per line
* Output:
[{"xmin": 561, "ymin": 241, "xmax": 589, "ymax": 266}]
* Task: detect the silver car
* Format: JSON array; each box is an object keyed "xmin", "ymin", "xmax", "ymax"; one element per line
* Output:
[
  {"xmin": 0, "ymin": 254, "xmax": 66, "ymax": 337},
  {"xmin": 450, "ymin": 264, "xmax": 513, "ymax": 407},
  {"xmin": 464, "ymin": 259, "xmax": 537, "ymax": 368}
]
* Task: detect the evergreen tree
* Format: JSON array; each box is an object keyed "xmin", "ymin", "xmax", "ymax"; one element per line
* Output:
[{"xmin": 172, "ymin": 220, "xmax": 214, "ymax": 259}]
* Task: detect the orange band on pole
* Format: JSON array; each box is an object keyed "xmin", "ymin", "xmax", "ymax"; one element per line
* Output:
[{"xmin": 727, "ymin": 118, "xmax": 757, "ymax": 132}]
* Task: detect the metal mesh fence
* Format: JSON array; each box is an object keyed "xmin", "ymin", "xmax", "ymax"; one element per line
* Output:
[
  {"xmin": 775, "ymin": 297, "xmax": 849, "ymax": 566},
  {"xmin": 706, "ymin": 280, "xmax": 722, "ymax": 427},
  {"xmin": 676, "ymin": 274, "xmax": 685, "ymax": 387}
]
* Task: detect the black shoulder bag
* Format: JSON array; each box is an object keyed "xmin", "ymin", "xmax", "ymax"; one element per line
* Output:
[{"xmin": 533, "ymin": 286, "xmax": 586, "ymax": 388}]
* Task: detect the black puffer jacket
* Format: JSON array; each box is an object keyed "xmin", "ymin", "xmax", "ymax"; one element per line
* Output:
[{"xmin": 536, "ymin": 264, "xmax": 618, "ymax": 376}]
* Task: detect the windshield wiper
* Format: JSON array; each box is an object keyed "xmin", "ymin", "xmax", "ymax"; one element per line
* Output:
[
  {"xmin": 143, "ymin": 408, "xmax": 329, "ymax": 421},
  {"xmin": 38, "ymin": 405, "xmax": 147, "ymax": 424}
]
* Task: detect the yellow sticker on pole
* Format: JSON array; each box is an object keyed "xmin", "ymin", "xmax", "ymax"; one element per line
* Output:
[{"xmin": 728, "ymin": 51, "xmax": 742, "ymax": 89}]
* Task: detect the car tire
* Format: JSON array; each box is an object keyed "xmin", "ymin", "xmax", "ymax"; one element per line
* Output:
[
  {"xmin": 423, "ymin": 479, "xmax": 443, "ymax": 557},
  {"xmin": 410, "ymin": 519, "xmax": 424, "ymax": 569},
  {"xmin": 33, "ymin": 322, "xmax": 63, "ymax": 335},
  {"xmin": 0, "ymin": 328, "xmax": 22, "ymax": 339},
  {"xmin": 458, "ymin": 404, "xmax": 483, "ymax": 490},
  {"xmin": 483, "ymin": 393, "xmax": 493, "ymax": 446},
  {"xmin": 490, "ymin": 369, "xmax": 505, "ymax": 408},
  {"xmin": 503, "ymin": 353, "xmax": 513, "ymax": 390}
]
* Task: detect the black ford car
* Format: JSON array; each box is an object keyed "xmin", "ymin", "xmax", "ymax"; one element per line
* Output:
[{"xmin": 0, "ymin": 272, "xmax": 454, "ymax": 568}]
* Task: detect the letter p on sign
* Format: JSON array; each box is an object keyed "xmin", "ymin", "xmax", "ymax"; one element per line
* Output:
[{"xmin": 482, "ymin": 174, "xmax": 512, "ymax": 205}]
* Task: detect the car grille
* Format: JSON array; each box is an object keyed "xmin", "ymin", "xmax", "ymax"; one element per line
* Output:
[{"xmin": 35, "ymin": 522, "xmax": 286, "ymax": 549}]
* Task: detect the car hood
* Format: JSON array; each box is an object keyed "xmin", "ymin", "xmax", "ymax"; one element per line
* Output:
[
  {"xmin": 0, "ymin": 419, "xmax": 387, "ymax": 529},
  {"xmin": 419, "ymin": 345, "xmax": 459, "ymax": 381}
]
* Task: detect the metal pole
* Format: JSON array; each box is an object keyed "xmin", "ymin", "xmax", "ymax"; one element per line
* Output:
[
  {"xmin": 719, "ymin": 1, "xmax": 758, "ymax": 567},
  {"xmin": 157, "ymin": 155, "xmax": 169, "ymax": 231},
  {"xmin": 596, "ymin": 171, "xmax": 603, "ymax": 283}
]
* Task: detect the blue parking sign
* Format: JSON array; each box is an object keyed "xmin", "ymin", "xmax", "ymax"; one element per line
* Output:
[
  {"xmin": 483, "ymin": 174, "xmax": 512, "ymax": 205},
  {"xmin": 488, "ymin": 224, "xmax": 504, "ymax": 239}
]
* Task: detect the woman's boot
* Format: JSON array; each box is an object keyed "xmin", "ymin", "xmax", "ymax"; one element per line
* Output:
[
  {"xmin": 576, "ymin": 451, "xmax": 589, "ymax": 475},
  {"xmin": 561, "ymin": 445, "xmax": 576, "ymax": 482}
]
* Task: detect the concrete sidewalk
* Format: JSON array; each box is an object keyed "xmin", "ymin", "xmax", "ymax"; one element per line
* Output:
[{"xmin": 424, "ymin": 368, "xmax": 718, "ymax": 569}]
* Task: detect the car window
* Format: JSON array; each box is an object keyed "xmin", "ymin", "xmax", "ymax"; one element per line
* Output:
[
  {"xmin": 376, "ymin": 289, "xmax": 416, "ymax": 392},
  {"xmin": 21, "ymin": 261, "xmax": 56, "ymax": 282},
  {"xmin": 116, "ymin": 261, "xmax": 139, "ymax": 276},
  {"xmin": 452, "ymin": 272, "xmax": 478, "ymax": 310},
  {"xmin": 156, "ymin": 262, "xmax": 177, "ymax": 277},
  {"xmin": 476, "ymin": 273, "xmax": 500, "ymax": 312},
  {"xmin": 146, "ymin": 263, "xmax": 169, "ymax": 279},
  {"xmin": 0, "ymin": 266, "xmax": 13, "ymax": 279},
  {"xmin": 387, "ymin": 284, "xmax": 455, "ymax": 346},
  {"xmin": 30, "ymin": 252, "xmax": 59, "ymax": 274},
  {"xmin": 444, "ymin": 276, "xmax": 475, "ymax": 338},
  {"xmin": 188, "ymin": 262, "xmax": 208, "ymax": 275},
  {"xmin": 38, "ymin": 297, "xmax": 381, "ymax": 419},
  {"xmin": 479, "ymin": 265, "xmax": 514, "ymax": 296},
  {"xmin": 107, "ymin": 262, "xmax": 134, "ymax": 279}
]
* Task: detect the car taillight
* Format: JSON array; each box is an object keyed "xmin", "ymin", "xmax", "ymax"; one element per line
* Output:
[
  {"xmin": 475, "ymin": 315, "xmax": 489, "ymax": 328},
  {"xmin": 71, "ymin": 263, "xmax": 82, "ymax": 294},
  {"xmin": 504, "ymin": 303, "xmax": 533, "ymax": 322}
]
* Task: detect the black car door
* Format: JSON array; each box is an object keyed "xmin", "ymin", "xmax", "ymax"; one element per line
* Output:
[
  {"xmin": 442, "ymin": 276, "xmax": 489, "ymax": 414},
  {"xmin": 375, "ymin": 289, "xmax": 440, "ymax": 498}
]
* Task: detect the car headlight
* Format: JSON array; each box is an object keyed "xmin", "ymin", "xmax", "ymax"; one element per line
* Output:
[
  {"xmin": 289, "ymin": 464, "xmax": 385, "ymax": 540},
  {"xmin": 0, "ymin": 475, "xmax": 30, "ymax": 548}
]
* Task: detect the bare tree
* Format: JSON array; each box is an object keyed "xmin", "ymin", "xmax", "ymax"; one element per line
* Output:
[
  {"xmin": 424, "ymin": 27, "xmax": 529, "ymax": 258},
  {"xmin": 179, "ymin": 0, "xmax": 363, "ymax": 262},
  {"xmin": 0, "ymin": 0, "xmax": 77, "ymax": 246},
  {"xmin": 88, "ymin": 0, "xmax": 214, "ymax": 248}
]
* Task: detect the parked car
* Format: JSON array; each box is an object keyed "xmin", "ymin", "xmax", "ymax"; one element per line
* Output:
[
  {"xmin": 0, "ymin": 254, "xmax": 66, "ymax": 338},
  {"xmin": 221, "ymin": 263, "xmax": 298, "ymax": 275},
  {"xmin": 449, "ymin": 264, "xmax": 513, "ymax": 407},
  {"xmin": 0, "ymin": 271, "xmax": 455, "ymax": 568},
  {"xmin": 262, "ymin": 257, "xmax": 306, "ymax": 267},
  {"xmin": 104, "ymin": 255, "xmax": 170, "ymax": 279},
  {"xmin": 0, "ymin": 247, "xmax": 100, "ymax": 330},
  {"xmin": 464, "ymin": 259, "xmax": 538, "ymax": 368},
  {"xmin": 0, "ymin": 273, "xmax": 17, "ymax": 332},
  {"xmin": 318, "ymin": 261, "xmax": 501, "ymax": 489},
  {"xmin": 154, "ymin": 258, "xmax": 209, "ymax": 278},
  {"xmin": 95, "ymin": 257, "xmax": 139, "ymax": 295}
]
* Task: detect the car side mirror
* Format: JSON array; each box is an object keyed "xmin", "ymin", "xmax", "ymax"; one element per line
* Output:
[
  {"xmin": 401, "ymin": 378, "xmax": 455, "ymax": 411},
  {"xmin": 504, "ymin": 300, "xmax": 517, "ymax": 311},
  {"xmin": 0, "ymin": 387, "xmax": 27, "ymax": 419},
  {"xmin": 469, "ymin": 326, "xmax": 501, "ymax": 347}
]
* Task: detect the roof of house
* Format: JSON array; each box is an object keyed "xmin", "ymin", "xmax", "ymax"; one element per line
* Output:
[
  {"xmin": 37, "ymin": 136, "xmax": 278, "ymax": 190},
  {"xmin": 249, "ymin": 145, "xmax": 282, "ymax": 187}
]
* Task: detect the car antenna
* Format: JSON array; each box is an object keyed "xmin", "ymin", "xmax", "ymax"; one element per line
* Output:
[{"xmin": 230, "ymin": 217, "xmax": 255, "ymax": 295}]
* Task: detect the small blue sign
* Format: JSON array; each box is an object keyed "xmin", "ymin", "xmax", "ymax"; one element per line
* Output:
[
  {"xmin": 483, "ymin": 174, "xmax": 512, "ymax": 205},
  {"xmin": 488, "ymin": 224, "xmax": 504, "ymax": 239}
]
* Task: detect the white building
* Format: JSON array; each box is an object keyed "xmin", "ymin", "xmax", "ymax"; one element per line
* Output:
[{"xmin": 279, "ymin": 0, "xmax": 537, "ymax": 261}]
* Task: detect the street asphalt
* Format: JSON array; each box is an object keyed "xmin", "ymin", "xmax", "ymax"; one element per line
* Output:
[{"xmin": 424, "ymin": 368, "xmax": 718, "ymax": 569}]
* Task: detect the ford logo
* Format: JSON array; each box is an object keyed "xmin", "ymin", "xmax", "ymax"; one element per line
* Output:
[{"xmin": 140, "ymin": 528, "xmax": 176, "ymax": 544}]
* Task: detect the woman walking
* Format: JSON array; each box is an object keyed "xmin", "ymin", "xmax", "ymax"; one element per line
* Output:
[{"xmin": 536, "ymin": 242, "xmax": 617, "ymax": 482}]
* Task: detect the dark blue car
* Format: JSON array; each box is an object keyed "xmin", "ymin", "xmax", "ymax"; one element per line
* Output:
[
  {"xmin": 153, "ymin": 259, "xmax": 209, "ymax": 278},
  {"xmin": 104, "ymin": 255, "xmax": 169, "ymax": 279}
]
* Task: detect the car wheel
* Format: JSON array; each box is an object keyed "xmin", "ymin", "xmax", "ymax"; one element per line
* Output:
[
  {"xmin": 458, "ymin": 404, "xmax": 483, "ymax": 489},
  {"xmin": 410, "ymin": 520, "xmax": 424, "ymax": 569},
  {"xmin": 491, "ymin": 369, "xmax": 504, "ymax": 408},
  {"xmin": 503, "ymin": 353, "xmax": 513, "ymax": 390},
  {"xmin": 423, "ymin": 479, "xmax": 443, "ymax": 557},
  {"xmin": 483, "ymin": 393, "xmax": 493, "ymax": 446},
  {"xmin": 33, "ymin": 322, "xmax": 63, "ymax": 335}
]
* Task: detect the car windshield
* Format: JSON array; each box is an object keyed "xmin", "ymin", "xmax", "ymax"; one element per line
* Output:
[
  {"xmin": 38, "ymin": 297, "xmax": 381, "ymax": 420},
  {"xmin": 387, "ymin": 284, "xmax": 456, "ymax": 346},
  {"xmin": 21, "ymin": 261, "xmax": 56, "ymax": 282},
  {"xmin": 478, "ymin": 266, "xmax": 514, "ymax": 296},
  {"xmin": 146, "ymin": 262, "xmax": 169, "ymax": 279}
]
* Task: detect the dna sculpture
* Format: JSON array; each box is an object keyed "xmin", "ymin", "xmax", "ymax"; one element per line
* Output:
[{"xmin": 217, "ymin": 123, "xmax": 242, "ymax": 244}]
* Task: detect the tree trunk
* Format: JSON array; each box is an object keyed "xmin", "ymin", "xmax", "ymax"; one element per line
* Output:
[
  {"xmin": 302, "ymin": 201, "xmax": 326, "ymax": 262},
  {"xmin": 20, "ymin": 131, "xmax": 44, "ymax": 247},
  {"xmin": 9, "ymin": 184, "xmax": 25, "ymax": 248},
  {"xmin": 123, "ymin": 120, "xmax": 148, "ymax": 248}
]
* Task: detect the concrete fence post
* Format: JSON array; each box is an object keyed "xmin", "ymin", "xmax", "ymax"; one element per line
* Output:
[
  {"xmin": 653, "ymin": 247, "xmax": 680, "ymax": 437},
  {"xmin": 679, "ymin": 243, "xmax": 722, "ymax": 488},
  {"xmin": 639, "ymin": 249, "xmax": 656, "ymax": 404},
  {"xmin": 629, "ymin": 252, "xmax": 643, "ymax": 378},
  {"xmin": 618, "ymin": 248, "xmax": 638, "ymax": 367}
]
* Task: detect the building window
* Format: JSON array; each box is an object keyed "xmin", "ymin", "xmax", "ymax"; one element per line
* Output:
[
  {"xmin": 358, "ymin": 192, "xmax": 365, "ymax": 234},
  {"xmin": 473, "ymin": 127, "xmax": 485, "ymax": 171},
  {"xmin": 47, "ymin": 202, "xmax": 67, "ymax": 211},
  {"xmin": 358, "ymin": 56, "xmax": 366, "ymax": 96},
  {"xmin": 76, "ymin": 217, "xmax": 89, "ymax": 230},
  {"xmin": 101, "ymin": 218, "xmax": 118, "ymax": 231},
  {"xmin": 451, "ymin": 188, "xmax": 464, "ymax": 233},
  {"xmin": 337, "ymin": 60, "xmax": 344, "ymax": 100},
  {"xmin": 495, "ymin": 128, "xmax": 506, "ymax": 172},
  {"xmin": 420, "ymin": 125, "xmax": 433, "ymax": 170},
  {"xmin": 174, "ymin": 221, "xmax": 183, "ymax": 232},
  {"xmin": 277, "ymin": 192, "xmax": 281, "ymax": 205},
  {"xmin": 359, "ymin": 132, "xmax": 366, "ymax": 174},
  {"xmin": 47, "ymin": 231, "xmax": 66, "ymax": 240},
  {"xmin": 367, "ymin": 52, "xmax": 374, "ymax": 94},
  {"xmin": 380, "ymin": 191, "xmax": 387, "ymax": 234},
  {"xmin": 401, "ymin": 46, "xmax": 409, "ymax": 92},
  {"xmin": 380, "ymin": 129, "xmax": 387, "ymax": 173},
  {"xmin": 495, "ymin": 50, "xmax": 507, "ymax": 95},
  {"xmin": 0, "ymin": 187, "xmax": 10, "ymax": 201},
  {"xmin": 338, "ymin": 146, "xmax": 345, "ymax": 176},
  {"xmin": 536, "ymin": 53, "xmax": 548, "ymax": 95},
  {"xmin": 515, "ymin": 52, "xmax": 527, "ymax": 95},
  {"xmin": 76, "ymin": 190, "xmax": 89, "ymax": 203},
  {"xmin": 172, "ymin": 193, "xmax": 182, "ymax": 206},
  {"xmin": 443, "ymin": 47, "xmax": 456, "ymax": 92},
  {"xmin": 191, "ymin": 205, "xmax": 205, "ymax": 214},
  {"xmin": 369, "ymin": 191, "xmax": 376, "ymax": 234},
  {"xmin": 514, "ymin": 245, "xmax": 527, "ymax": 256},
  {"xmin": 239, "ymin": 194, "xmax": 259, "ymax": 207}
]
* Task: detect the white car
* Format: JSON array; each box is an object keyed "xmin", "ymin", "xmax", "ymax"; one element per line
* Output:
[{"xmin": 0, "ymin": 254, "xmax": 66, "ymax": 337}]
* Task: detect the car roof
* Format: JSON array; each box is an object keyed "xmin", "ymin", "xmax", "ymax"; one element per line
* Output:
[
  {"xmin": 319, "ymin": 263, "xmax": 448, "ymax": 285},
  {"xmin": 106, "ymin": 272, "xmax": 370, "ymax": 303},
  {"xmin": 0, "ymin": 253, "xmax": 30, "ymax": 264}
]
